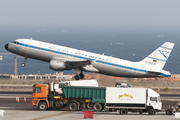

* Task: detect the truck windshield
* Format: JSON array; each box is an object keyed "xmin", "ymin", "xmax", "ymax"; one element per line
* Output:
[
  {"xmin": 34, "ymin": 87, "xmax": 41, "ymax": 93},
  {"xmin": 158, "ymin": 96, "xmax": 161, "ymax": 102},
  {"xmin": 150, "ymin": 97, "xmax": 157, "ymax": 102}
]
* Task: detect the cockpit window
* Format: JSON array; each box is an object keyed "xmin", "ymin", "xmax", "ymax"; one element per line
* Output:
[{"xmin": 12, "ymin": 41, "xmax": 19, "ymax": 45}]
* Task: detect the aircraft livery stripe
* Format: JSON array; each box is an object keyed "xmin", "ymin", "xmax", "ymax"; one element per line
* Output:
[
  {"xmin": 17, "ymin": 42, "xmax": 170, "ymax": 76},
  {"xmin": 160, "ymin": 46, "xmax": 172, "ymax": 50},
  {"xmin": 160, "ymin": 74, "xmax": 170, "ymax": 77},
  {"xmin": 147, "ymin": 56, "xmax": 166, "ymax": 62}
]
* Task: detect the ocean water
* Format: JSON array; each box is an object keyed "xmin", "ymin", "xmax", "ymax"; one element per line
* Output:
[{"xmin": 0, "ymin": 26, "xmax": 180, "ymax": 75}]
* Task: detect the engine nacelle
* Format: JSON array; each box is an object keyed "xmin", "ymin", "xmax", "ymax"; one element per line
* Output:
[{"xmin": 49, "ymin": 59, "xmax": 66, "ymax": 71}]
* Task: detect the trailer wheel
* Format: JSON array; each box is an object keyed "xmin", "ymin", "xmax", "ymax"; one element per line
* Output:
[
  {"xmin": 69, "ymin": 103, "xmax": 78, "ymax": 111},
  {"xmin": 93, "ymin": 103, "xmax": 102, "ymax": 112},
  {"xmin": 38, "ymin": 102, "xmax": 47, "ymax": 111},
  {"xmin": 148, "ymin": 109, "xmax": 155, "ymax": 115},
  {"xmin": 166, "ymin": 110, "xmax": 172, "ymax": 115},
  {"xmin": 87, "ymin": 103, "xmax": 93, "ymax": 109},
  {"xmin": 120, "ymin": 109, "xmax": 127, "ymax": 115}
]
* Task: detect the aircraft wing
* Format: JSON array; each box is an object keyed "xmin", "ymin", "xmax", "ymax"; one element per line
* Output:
[
  {"xmin": 51, "ymin": 57, "xmax": 91, "ymax": 68},
  {"xmin": 51, "ymin": 57, "xmax": 99, "ymax": 72}
]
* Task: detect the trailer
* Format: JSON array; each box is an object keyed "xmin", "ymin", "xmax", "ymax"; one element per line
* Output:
[{"xmin": 62, "ymin": 86, "xmax": 106, "ymax": 110}]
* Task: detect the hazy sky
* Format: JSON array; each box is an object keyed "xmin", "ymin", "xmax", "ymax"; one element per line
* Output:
[{"xmin": 0, "ymin": 0, "xmax": 180, "ymax": 28}]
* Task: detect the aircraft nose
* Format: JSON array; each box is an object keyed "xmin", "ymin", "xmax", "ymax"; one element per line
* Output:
[{"xmin": 4, "ymin": 44, "xmax": 9, "ymax": 50}]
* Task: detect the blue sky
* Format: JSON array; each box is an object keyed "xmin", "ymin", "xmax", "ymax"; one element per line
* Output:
[{"xmin": 0, "ymin": 0, "xmax": 180, "ymax": 28}]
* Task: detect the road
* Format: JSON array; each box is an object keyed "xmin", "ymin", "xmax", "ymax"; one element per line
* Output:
[
  {"xmin": 0, "ymin": 91, "xmax": 180, "ymax": 109},
  {"xmin": 0, "ymin": 91, "xmax": 178, "ymax": 120}
]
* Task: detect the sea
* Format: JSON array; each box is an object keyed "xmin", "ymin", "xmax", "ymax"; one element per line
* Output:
[{"xmin": 0, "ymin": 26, "xmax": 180, "ymax": 75}]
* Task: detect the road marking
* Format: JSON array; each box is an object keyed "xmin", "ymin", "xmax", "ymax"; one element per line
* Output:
[{"xmin": 31, "ymin": 111, "xmax": 72, "ymax": 120}]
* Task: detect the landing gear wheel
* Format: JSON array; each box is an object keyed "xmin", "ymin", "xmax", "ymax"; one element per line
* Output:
[
  {"xmin": 74, "ymin": 75, "xmax": 80, "ymax": 80},
  {"xmin": 80, "ymin": 72, "xmax": 84, "ymax": 79},
  {"xmin": 148, "ymin": 109, "xmax": 155, "ymax": 115},
  {"xmin": 22, "ymin": 57, "xmax": 27, "ymax": 67},
  {"xmin": 21, "ymin": 63, "xmax": 26, "ymax": 67}
]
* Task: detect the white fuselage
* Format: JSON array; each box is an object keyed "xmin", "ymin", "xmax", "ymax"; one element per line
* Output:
[{"xmin": 5, "ymin": 39, "xmax": 171, "ymax": 77}]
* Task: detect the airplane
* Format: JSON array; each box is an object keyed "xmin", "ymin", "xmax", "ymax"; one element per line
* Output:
[{"xmin": 4, "ymin": 39, "xmax": 175, "ymax": 80}]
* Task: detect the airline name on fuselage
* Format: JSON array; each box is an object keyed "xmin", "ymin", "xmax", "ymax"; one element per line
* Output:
[{"xmin": 49, "ymin": 46, "xmax": 109, "ymax": 61}]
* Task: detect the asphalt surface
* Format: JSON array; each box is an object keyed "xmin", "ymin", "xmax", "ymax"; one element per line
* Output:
[
  {"xmin": 0, "ymin": 92, "xmax": 179, "ymax": 110},
  {"xmin": 0, "ymin": 92, "xmax": 179, "ymax": 120},
  {"xmin": 0, "ymin": 98, "xmax": 177, "ymax": 110}
]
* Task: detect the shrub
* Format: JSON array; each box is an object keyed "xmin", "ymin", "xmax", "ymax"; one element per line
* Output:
[{"xmin": 164, "ymin": 87, "xmax": 169, "ymax": 91}]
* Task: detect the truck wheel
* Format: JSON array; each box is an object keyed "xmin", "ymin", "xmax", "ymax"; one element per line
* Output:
[
  {"xmin": 148, "ymin": 109, "xmax": 155, "ymax": 115},
  {"xmin": 38, "ymin": 102, "xmax": 47, "ymax": 111},
  {"xmin": 93, "ymin": 103, "xmax": 102, "ymax": 112},
  {"xmin": 69, "ymin": 103, "xmax": 78, "ymax": 111},
  {"xmin": 87, "ymin": 103, "xmax": 93, "ymax": 109},
  {"xmin": 121, "ymin": 109, "xmax": 127, "ymax": 115},
  {"xmin": 166, "ymin": 110, "xmax": 172, "ymax": 115}
]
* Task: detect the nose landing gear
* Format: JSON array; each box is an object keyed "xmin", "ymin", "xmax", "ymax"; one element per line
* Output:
[{"xmin": 21, "ymin": 57, "xmax": 27, "ymax": 67}]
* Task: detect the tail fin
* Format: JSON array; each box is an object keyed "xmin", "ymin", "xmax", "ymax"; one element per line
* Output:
[{"xmin": 140, "ymin": 42, "xmax": 175, "ymax": 70}]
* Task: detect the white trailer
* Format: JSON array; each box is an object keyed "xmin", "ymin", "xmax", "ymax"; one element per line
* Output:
[{"xmin": 105, "ymin": 87, "xmax": 162, "ymax": 115}]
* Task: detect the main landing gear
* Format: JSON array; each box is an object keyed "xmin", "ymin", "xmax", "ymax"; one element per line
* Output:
[
  {"xmin": 21, "ymin": 57, "xmax": 27, "ymax": 67},
  {"xmin": 74, "ymin": 69, "xmax": 84, "ymax": 80}
]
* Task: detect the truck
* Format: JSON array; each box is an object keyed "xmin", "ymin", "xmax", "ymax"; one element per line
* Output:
[
  {"xmin": 32, "ymin": 80, "xmax": 101, "ymax": 111},
  {"xmin": 105, "ymin": 87, "xmax": 162, "ymax": 115},
  {"xmin": 32, "ymin": 83, "xmax": 162, "ymax": 115}
]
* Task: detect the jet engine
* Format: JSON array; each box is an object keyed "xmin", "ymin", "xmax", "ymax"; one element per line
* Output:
[{"xmin": 49, "ymin": 59, "xmax": 66, "ymax": 71}]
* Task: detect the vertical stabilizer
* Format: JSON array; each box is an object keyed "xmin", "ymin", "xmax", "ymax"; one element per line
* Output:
[{"xmin": 140, "ymin": 42, "xmax": 175, "ymax": 70}]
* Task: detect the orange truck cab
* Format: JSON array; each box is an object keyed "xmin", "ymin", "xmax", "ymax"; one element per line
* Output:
[
  {"xmin": 32, "ymin": 84, "xmax": 50, "ymax": 110},
  {"xmin": 32, "ymin": 83, "xmax": 84, "ymax": 111}
]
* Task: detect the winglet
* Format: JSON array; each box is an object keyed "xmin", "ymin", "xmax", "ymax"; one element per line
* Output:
[{"xmin": 139, "ymin": 42, "xmax": 175, "ymax": 70}]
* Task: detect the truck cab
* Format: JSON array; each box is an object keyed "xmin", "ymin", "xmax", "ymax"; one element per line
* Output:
[
  {"xmin": 147, "ymin": 88, "xmax": 162, "ymax": 112},
  {"xmin": 32, "ymin": 84, "xmax": 50, "ymax": 110}
]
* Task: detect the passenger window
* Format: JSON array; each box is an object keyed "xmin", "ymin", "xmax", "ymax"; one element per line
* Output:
[
  {"xmin": 150, "ymin": 97, "xmax": 157, "ymax": 102},
  {"xmin": 34, "ymin": 87, "xmax": 41, "ymax": 93}
]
